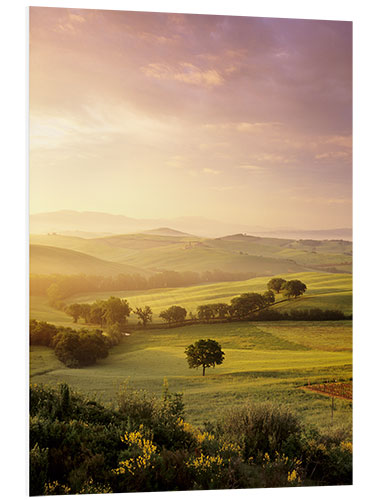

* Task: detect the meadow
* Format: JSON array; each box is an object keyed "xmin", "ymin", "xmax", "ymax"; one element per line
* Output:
[
  {"xmin": 30, "ymin": 320, "xmax": 352, "ymax": 432},
  {"xmin": 29, "ymin": 271, "xmax": 352, "ymax": 328}
]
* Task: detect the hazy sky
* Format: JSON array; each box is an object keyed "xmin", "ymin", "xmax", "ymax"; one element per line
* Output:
[{"xmin": 29, "ymin": 7, "xmax": 352, "ymax": 229}]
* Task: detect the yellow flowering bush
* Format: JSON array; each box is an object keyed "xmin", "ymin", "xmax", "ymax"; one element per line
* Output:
[
  {"xmin": 187, "ymin": 452, "xmax": 225, "ymax": 489},
  {"xmin": 113, "ymin": 426, "xmax": 157, "ymax": 476},
  {"xmin": 261, "ymin": 451, "xmax": 302, "ymax": 487},
  {"xmin": 340, "ymin": 441, "xmax": 352, "ymax": 453}
]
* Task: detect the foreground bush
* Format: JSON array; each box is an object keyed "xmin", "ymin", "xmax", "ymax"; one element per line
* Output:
[{"xmin": 29, "ymin": 383, "xmax": 352, "ymax": 495}]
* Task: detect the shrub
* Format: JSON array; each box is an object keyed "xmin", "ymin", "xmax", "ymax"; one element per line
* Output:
[{"xmin": 220, "ymin": 402, "xmax": 302, "ymax": 460}]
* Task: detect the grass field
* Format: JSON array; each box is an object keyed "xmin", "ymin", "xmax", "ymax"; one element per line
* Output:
[
  {"xmin": 30, "ymin": 320, "xmax": 352, "ymax": 432},
  {"xmin": 30, "ymin": 271, "xmax": 352, "ymax": 328}
]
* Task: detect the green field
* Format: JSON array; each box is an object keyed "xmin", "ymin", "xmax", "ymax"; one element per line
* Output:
[
  {"xmin": 30, "ymin": 320, "xmax": 352, "ymax": 431},
  {"xmin": 30, "ymin": 271, "xmax": 351, "ymax": 328},
  {"xmin": 29, "ymin": 269, "xmax": 352, "ymax": 433}
]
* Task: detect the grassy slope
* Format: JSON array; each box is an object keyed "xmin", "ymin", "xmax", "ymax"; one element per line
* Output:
[
  {"xmin": 30, "ymin": 244, "xmax": 148, "ymax": 277},
  {"xmin": 30, "ymin": 232, "xmax": 352, "ymax": 274},
  {"xmin": 29, "ymin": 271, "xmax": 352, "ymax": 329},
  {"xmin": 30, "ymin": 321, "xmax": 352, "ymax": 431}
]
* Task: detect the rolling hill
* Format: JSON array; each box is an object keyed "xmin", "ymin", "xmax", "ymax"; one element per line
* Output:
[
  {"xmin": 30, "ymin": 210, "xmax": 352, "ymax": 240},
  {"xmin": 29, "ymin": 244, "xmax": 148, "ymax": 277},
  {"xmin": 30, "ymin": 231, "xmax": 352, "ymax": 276},
  {"xmin": 29, "ymin": 271, "xmax": 352, "ymax": 329}
]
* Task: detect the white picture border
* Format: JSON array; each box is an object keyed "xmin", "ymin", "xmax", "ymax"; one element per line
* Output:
[{"xmin": 1, "ymin": 0, "xmax": 373, "ymax": 498}]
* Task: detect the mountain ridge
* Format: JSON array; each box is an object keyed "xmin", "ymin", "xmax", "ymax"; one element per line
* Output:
[{"xmin": 30, "ymin": 210, "xmax": 352, "ymax": 241}]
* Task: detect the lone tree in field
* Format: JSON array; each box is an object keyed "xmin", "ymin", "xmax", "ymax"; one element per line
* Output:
[
  {"xmin": 267, "ymin": 278, "xmax": 287, "ymax": 294},
  {"xmin": 185, "ymin": 339, "xmax": 225, "ymax": 376},
  {"xmin": 135, "ymin": 306, "xmax": 153, "ymax": 327},
  {"xmin": 282, "ymin": 279, "xmax": 307, "ymax": 298}
]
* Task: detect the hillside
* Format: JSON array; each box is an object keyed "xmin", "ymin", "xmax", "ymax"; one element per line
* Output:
[
  {"xmin": 141, "ymin": 227, "xmax": 193, "ymax": 237},
  {"xmin": 29, "ymin": 244, "xmax": 148, "ymax": 277},
  {"xmin": 30, "ymin": 320, "xmax": 352, "ymax": 429},
  {"xmin": 28, "ymin": 271, "xmax": 351, "ymax": 329},
  {"xmin": 30, "ymin": 231, "xmax": 352, "ymax": 276}
]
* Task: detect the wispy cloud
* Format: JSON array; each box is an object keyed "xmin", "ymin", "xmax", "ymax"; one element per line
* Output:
[
  {"xmin": 141, "ymin": 62, "xmax": 224, "ymax": 87},
  {"xmin": 203, "ymin": 168, "xmax": 220, "ymax": 175},
  {"xmin": 237, "ymin": 165, "xmax": 264, "ymax": 171}
]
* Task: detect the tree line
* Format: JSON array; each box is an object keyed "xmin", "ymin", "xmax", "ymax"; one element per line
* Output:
[
  {"xmin": 62, "ymin": 279, "xmax": 305, "ymax": 327},
  {"xmin": 30, "ymin": 269, "xmax": 255, "ymax": 304},
  {"xmin": 61, "ymin": 278, "xmax": 348, "ymax": 327}
]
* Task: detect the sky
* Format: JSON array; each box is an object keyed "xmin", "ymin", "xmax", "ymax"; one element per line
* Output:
[{"xmin": 29, "ymin": 7, "xmax": 352, "ymax": 230}]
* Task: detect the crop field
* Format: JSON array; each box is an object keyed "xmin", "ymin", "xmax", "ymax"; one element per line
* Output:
[
  {"xmin": 30, "ymin": 320, "xmax": 352, "ymax": 432},
  {"xmin": 302, "ymin": 382, "xmax": 352, "ymax": 400}
]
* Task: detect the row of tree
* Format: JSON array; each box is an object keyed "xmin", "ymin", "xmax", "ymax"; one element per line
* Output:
[
  {"xmin": 30, "ymin": 269, "xmax": 254, "ymax": 304},
  {"xmin": 63, "ymin": 279, "xmax": 308, "ymax": 327},
  {"xmin": 64, "ymin": 297, "xmax": 154, "ymax": 327},
  {"xmin": 267, "ymin": 277, "xmax": 307, "ymax": 297},
  {"xmin": 158, "ymin": 279, "xmax": 308, "ymax": 324}
]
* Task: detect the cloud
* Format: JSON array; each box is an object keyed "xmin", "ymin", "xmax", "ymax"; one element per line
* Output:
[
  {"xmin": 237, "ymin": 165, "xmax": 263, "ymax": 171},
  {"xmin": 315, "ymin": 151, "xmax": 351, "ymax": 161},
  {"xmin": 203, "ymin": 168, "xmax": 220, "ymax": 175},
  {"xmin": 203, "ymin": 122, "xmax": 282, "ymax": 132},
  {"xmin": 68, "ymin": 13, "xmax": 86, "ymax": 24},
  {"xmin": 166, "ymin": 155, "xmax": 186, "ymax": 168},
  {"xmin": 141, "ymin": 62, "xmax": 224, "ymax": 87}
]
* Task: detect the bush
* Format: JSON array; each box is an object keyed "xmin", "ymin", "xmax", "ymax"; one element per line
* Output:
[
  {"xmin": 220, "ymin": 402, "xmax": 303, "ymax": 460},
  {"xmin": 29, "ymin": 384, "xmax": 352, "ymax": 493}
]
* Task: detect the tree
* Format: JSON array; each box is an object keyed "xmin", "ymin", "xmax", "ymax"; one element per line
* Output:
[
  {"xmin": 267, "ymin": 278, "xmax": 287, "ymax": 294},
  {"xmin": 90, "ymin": 301, "xmax": 106, "ymax": 327},
  {"xmin": 159, "ymin": 306, "xmax": 187, "ymax": 325},
  {"xmin": 135, "ymin": 306, "xmax": 153, "ymax": 327},
  {"xmin": 262, "ymin": 290, "xmax": 275, "ymax": 306},
  {"xmin": 282, "ymin": 280, "xmax": 307, "ymax": 298},
  {"xmin": 185, "ymin": 339, "xmax": 225, "ymax": 376},
  {"xmin": 230, "ymin": 293, "xmax": 265, "ymax": 319},
  {"xmin": 103, "ymin": 296, "xmax": 131, "ymax": 326},
  {"xmin": 212, "ymin": 303, "xmax": 230, "ymax": 320},
  {"xmin": 197, "ymin": 305, "xmax": 215, "ymax": 322},
  {"xmin": 79, "ymin": 304, "xmax": 91, "ymax": 323},
  {"xmin": 65, "ymin": 303, "xmax": 82, "ymax": 323}
]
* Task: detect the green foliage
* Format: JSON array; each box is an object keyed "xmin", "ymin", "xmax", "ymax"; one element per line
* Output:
[
  {"xmin": 103, "ymin": 296, "xmax": 132, "ymax": 326},
  {"xmin": 135, "ymin": 305, "xmax": 153, "ymax": 326},
  {"xmin": 267, "ymin": 277, "xmax": 287, "ymax": 293},
  {"xmin": 185, "ymin": 339, "xmax": 225, "ymax": 376},
  {"xmin": 29, "ymin": 384, "xmax": 352, "ymax": 494},
  {"xmin": 29, "ymin": 444, "xmax": 49, "ymax": 496},
  {"xmin": 230, "ymin": 292, "xmax": 265, "ymax": 319},
  {"xmin": 283, "ymin": 280, "xmax": 307, "ymax": 298},
  {"xmin": 53, "ymin": 329, "xmax": 109, "ymax": 368},
  {"xmin": 30, "ymin": 319, "xmax": 58, "ymax": 346},
  {"xmin": 64, "ymin": 303, "xmax": 81, "ymax": 323},
  {"xmin": 262, "ymin": 290, "xmax": 275, "ymax": 306},
  {"xmin": 220, "ymin": 402, "xmax": 303, "ymax": 460},
  {"xmin": 159, "ymin": 305, "xmax": 187, "ymax": 324}
]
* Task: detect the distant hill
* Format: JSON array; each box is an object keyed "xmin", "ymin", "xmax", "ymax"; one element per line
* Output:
[
  {"xmin": 30, "ymin": 210, "xmax": 351, "ymax": 240},
  {"xmin": 141, "ymin": 227, "xmax": 193, "ymax": 237},
  {"xmin": 30, "ymin": 230, "xmax": 352, "ymax": 277},
  {"xmin": 251, "ymin": 228, "xmax": 352, "ymax": 241},
  {"xmin": 29, "ymin": 244, "xmax": 149, "ymax": 277}
]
